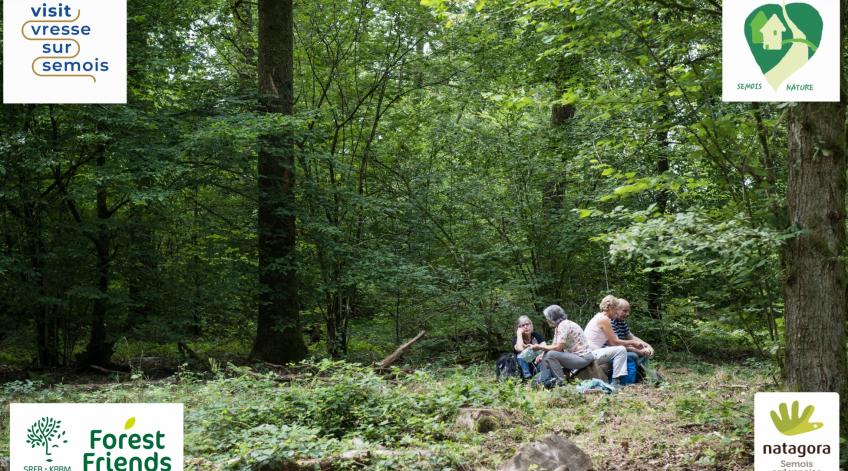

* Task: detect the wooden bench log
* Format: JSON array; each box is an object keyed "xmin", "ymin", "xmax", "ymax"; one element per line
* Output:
[{"xmin": 571, "ymin": 360, "xmax": 611, "ymax": 382}]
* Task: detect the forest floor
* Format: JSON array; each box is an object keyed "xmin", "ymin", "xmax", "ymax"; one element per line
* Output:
[{"xmin": 0, "ymin": 356, "xmax": 770, "ymax": 470}]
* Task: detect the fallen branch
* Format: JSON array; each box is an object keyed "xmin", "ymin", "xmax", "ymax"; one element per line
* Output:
[
  {"xmin": 225, "ymin": 363, "xmax": 302, "ymax": 383},
  {"xmin": 177, "ymin": 341, "xmax": 203, "ymax": 363},
  {"xmin": 294, "ymin": 449, "xmax": 433, "ymax": 470},
  {"xmin": 89, "ymin": 365, "xmax": 126, "ymax": 375},
  {"xmin": 379, "ymin": 330, "xmax": 426, "ymax": 369}
]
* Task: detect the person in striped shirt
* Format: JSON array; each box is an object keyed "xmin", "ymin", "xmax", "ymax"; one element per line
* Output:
[{"xmin": 613, "ymin": 298, "xmax": 654, "ymax": 365}]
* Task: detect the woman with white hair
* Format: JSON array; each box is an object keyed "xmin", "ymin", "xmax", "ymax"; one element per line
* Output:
[
  {"xmin": 534, "ymin": 303, "xmax": 631, "ymax": 388},
  {"xmin": 529, "ymin": 305, "xmax": 594, "ymax": 385},
  {"xmin": 512, "ymin": 315, "xmax": 544, "ymax": 379}
]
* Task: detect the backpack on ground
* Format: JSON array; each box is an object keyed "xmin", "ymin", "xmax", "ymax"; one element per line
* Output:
[{"xmin": 495, "ymin": 353, "xmax": 520, "ymax": 381}]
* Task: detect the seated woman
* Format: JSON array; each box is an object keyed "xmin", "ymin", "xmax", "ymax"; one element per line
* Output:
[
  {"xmin": 529, "ymin": 305, "xmax": 594, "ymax": 385},
  {"xmin": 585, "ymin": 295, "xmax": 645, "ymax": 351},
  {"xmin": 583, "ymin": 295, "xmax": 640, "ymax": 387},
  {"xmin": 512, "ymin": 315, "xmax": 544, "ymax": 379}
]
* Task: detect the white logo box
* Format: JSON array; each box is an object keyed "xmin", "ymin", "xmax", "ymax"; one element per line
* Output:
[
  {"xmin": 754, "ymin": 392, "xmax": 839, "ymax": 471},
  {"xmin": 10, "ymin": 404, "xmax": 183, "ymax": 471},
  {"xmin": 722, "ymin": 0, "xmax": 840, "ymax": 102},
  {"xmin": 3, "ymin": 0, "xmax": 127, "ymax": 103}
]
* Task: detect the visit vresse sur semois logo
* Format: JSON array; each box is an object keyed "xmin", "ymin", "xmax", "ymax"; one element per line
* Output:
[
  {"xmin": 10, "ymin": 404, "xmax": 183, "ymax": 471},
  {"xmin": 754, "ymin": 393, "xmax": 838, "ymax": 471},
  {"xmin": 2, "ymin": 0, "xmax": 127, "ymax": 103}
]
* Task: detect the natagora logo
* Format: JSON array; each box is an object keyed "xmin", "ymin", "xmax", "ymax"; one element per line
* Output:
[
  {"xmin": 723, "ymin": 0, "xmax": 839, "ymax": 102},
  {"xmin": 2, "ymin": 0, "xmax": 127, "ymax": 103},
  {"xmin": 754, "ymin": 392, "xmax": 838, "ymax": 471},
  {"xmin": 10, "ymin": 404, "xmax": 183, "ymax": 471}
]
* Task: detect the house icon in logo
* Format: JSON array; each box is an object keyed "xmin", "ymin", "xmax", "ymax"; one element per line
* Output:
[{"xmin": 760, "ymin": 14, "xmax": 786, "ymax": 50}]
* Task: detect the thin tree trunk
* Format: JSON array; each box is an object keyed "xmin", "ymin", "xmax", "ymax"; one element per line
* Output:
[
  {"xmin": 84, "ymin": 149, "xmax": 114, "ymax": 367},
  {"xmin": 26, "ymin": 210, "xmax": 59, "ymax": 367},
  {"xmin": 537, "ymin": 56, "xmax": 578, "ymax": 308},
  {"xmin": 647, "ymin": 75, "xmax": 671, "ymax": 320},
  {"xmin": 325, "ymin": 286, "xmax": 350, "ymax": 358},
  {"xmin": 126, "ymin": 210, "xmax": 156, "ymax": 335},
  {"xmin": 784, "ymin": 99, "xmax": 847, "ymax": 438},
  {"xmin": 252, "ymin": 0, "xmax": 307, "ymax": 364}
]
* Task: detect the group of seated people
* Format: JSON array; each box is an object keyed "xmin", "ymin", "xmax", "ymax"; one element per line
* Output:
[{"xmin": 511, "ymin": 295, "xmax": 654, "ymax": 388}]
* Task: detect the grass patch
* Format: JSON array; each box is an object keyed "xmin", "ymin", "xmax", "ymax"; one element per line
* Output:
[{"xmin": 1, "ymin": 357, "xmax": 768, "ymax": 470}]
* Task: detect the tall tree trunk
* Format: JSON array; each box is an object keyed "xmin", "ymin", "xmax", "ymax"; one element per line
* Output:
[
  {"xmin": 25, "ymin": 208, "xmax": 59, "ymax": 367},
  {"xmin": 647, "ymin": 75, "xmax": 671, "ymax": 320},
  {"xmin": 84, "ymin": 149, "xmax": 114, "ymax": 367},
  {"xmin": 325, "ymin": 292, "xmax": 348, "ymax": 358},
  {"xmin": 324, "ymin": 261, "xmax": 352, "ymax": 359},
  {"xmin": 535, "ymin": 55, "xmax": 578, "ymax": 309},
  {"xmin": 233, "ymin": 0, "xmax": 256, "ymax": 87},
  {"xmin": 126, "ymin": 210, "xmax": 156, "ymax": 335},
  {"xmin": 784, "ymin": 100, "xmax": 847, "ymax": 437},
  {"xmin": 536, "ymin": 101, "xmax": 573, "ymax": 306},
  {"xmin": 251, "ymin": 0, "xmax": 307, "ymax": 363}
]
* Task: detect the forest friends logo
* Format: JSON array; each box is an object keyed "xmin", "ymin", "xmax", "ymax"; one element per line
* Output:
[
  {"xmin": 10, "ymin": 404, "xmax": 183, "ymax": 471},
  {"xmin": 3, "ymin": 0, "xmax": 127, "ymax": 103},
  {"xmin": 723, "ymin": 0, "xmax": 838, "ymax": 101},
  {"xmin": 754, "ymin": 393, "xmax": 838, "ymax": 471}
]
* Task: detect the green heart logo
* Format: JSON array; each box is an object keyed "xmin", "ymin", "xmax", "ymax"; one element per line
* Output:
[{"xmin": 744, "ymin": 2, "xmax": 822, "ymax": 90}]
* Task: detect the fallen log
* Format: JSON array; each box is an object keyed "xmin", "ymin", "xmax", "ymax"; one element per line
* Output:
[
  {"xmin": 224, "ymin": 363, "xmax": 304, "ymax": 383},
  {"xmin": 250, "ymin": 449, "xmax": 434, "ymax": 471},
  {"xmin": 571, "ymin": 360, "xmax": 611, "ymax": 382},
  {"xmin": 177, "ymin": 341, "xmax": 204, "ymax": 363},
  {"xmin": 379, "ymin": 330, "xmax": 426, "ymax": 369},
  {"xmin": 89, "ymin": 364, "xmax": 128, "ymax": 375},
  {"xmin": 297, "ymin": 449, "xmax": 429, "ymax": 469}
]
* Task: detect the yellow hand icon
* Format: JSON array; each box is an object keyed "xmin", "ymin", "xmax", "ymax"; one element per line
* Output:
[{"xmin": 770, "ymin": 401, "xmax": 824, "ymax": 436}]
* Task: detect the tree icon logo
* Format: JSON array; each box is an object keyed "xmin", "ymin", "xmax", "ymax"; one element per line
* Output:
[
  {"xmin": 25, "ymin": 417, "xmax": 67, "ymax": 461},
  {"xmin": 770, "ymin": 400, "xmax": 824, "ymax": 436}
]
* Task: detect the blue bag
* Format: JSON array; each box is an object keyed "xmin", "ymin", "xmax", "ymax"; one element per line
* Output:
[
  {"xmin": 622, "ymin": 356, "xmax": 638, "ymax": 385},
  {"xmin": 607, "ymin": 355, "xmax": 638, "ymax": 385}
]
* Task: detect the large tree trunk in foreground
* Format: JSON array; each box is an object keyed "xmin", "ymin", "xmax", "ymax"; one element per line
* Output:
[
  {"xmin": 784, "ymin": 100, "xmax": 847, "ymax": 437},
  {"xmin": 251, "ymin": 0, "xmax": 307, "ymax": 364}
]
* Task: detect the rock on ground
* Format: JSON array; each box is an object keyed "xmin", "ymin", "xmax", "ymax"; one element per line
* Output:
[
  {"xmin": 455, "ymin": 407, "xmax": 511, "ymax": 433},
  {"xmin": 497, "ymin": 434, "xmax": 594, "ymax": 471}
]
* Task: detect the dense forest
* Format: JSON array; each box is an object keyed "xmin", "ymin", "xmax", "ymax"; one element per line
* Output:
[{"xmin": 1, "ymin": 0, "xmax": 846, "ymax": 469}]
